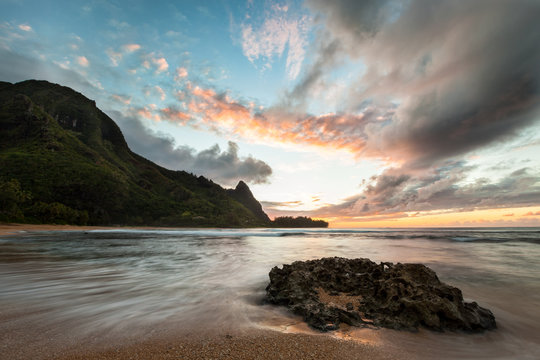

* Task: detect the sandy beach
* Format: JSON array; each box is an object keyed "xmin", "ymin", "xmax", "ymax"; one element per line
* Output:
[{"xmin": 49, "ymin": 329, "xmax": 398, "ymax": 360}]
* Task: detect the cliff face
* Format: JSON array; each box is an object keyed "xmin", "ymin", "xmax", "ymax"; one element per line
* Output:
[
  {"xmin": 0, "ymin": 80, "xmax": 269, "ymax": 227},
  {"xmin": 227, "ymin": 181, "xmax": 271, "ymax": 223}
]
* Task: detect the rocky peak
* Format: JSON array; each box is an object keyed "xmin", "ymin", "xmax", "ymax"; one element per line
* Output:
[{"xmin": 227, "ymin": 180, "xmax": 270, "ymax": 223}]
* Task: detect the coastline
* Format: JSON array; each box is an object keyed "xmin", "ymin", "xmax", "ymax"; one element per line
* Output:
[{"xmin": 0, "ymin": 223, "xmax": 185, "ymax": 237}]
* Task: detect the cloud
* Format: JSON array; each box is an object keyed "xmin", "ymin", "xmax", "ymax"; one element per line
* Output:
[
  {"xmin": 175, "ymin": 67, "xmax": 188, "ymax": 81},
  {"xmin": 183, "ymin": 84, "xmax": 390, "ymax": 153},
  {"xmin": 136, "ymin": 106, "xmax": 161, "ymax": 122},
  {"xmin": 0, "ymin": 48, "xmax": 100, "ymax": 99},
  {"xmin": 151, "ymin": 56, "xmax": 169, "ymax": 74},
  {"xmin": 106, "ymin": 44, "xmax": 141, "ymax": 67},
  {"xmin": 240, "ymin": 5, "xmax": 310, "ymax": 79},
  {"xmin": 111, "ymin": 94, "xmax": 131, "ymax": 105},
  {"xmin": 160, "ymin": 107, "xmax": 190, "ymax": 124},
  {"xmin": 182, "ymin": 141, "xmax": 272, "ymax": 186},
  {"xmin": 285, "ymin": 37, "xmax": 343, "ymax": 106},
  {"xmin": 18, "ymin": 24, "xmax": 32, "ymax": 32},
  {"xmin": 301, "ymin": 0, "xmax": 540, "ymax": 168},
  {"xmin": 311, "ymin": 165, "xmax": 540, "ymax": 218},
  {"xmin": 77, "ymin": 56, "xmax": 89, "ymax": 67},
  {"xmin": 154, "ymin": 85, "xmax": 166, "ymax": 101},
  {"xmin": 188, "ymin": 86, "xmax": 252, "ymax": 129},
  {"xmin": 108, "ymin": 110, "xmax": 272, "ymax": 187},
  {"xmin": 106, "ymin": 48, "xmax": 122, "ymax": 66},
  {"xmin": 122, "ymin": 43, "xmax": 141, "ymax": 52},
  {"xmin": 261, "ymin": 200, "xmax": 304, "ymax": 208}
]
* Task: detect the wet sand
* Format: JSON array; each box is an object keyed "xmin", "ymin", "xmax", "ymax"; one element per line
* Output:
[
  {"xmin": 51, "ymin": 330, "xmax": 399, "ymax": 360},
  {"xmin": 0, "ymin": 307, "xmax": 399, "ymax": 360}
]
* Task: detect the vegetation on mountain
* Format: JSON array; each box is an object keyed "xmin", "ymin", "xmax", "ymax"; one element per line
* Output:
[
  {"xmin": 272, "ymin": 216, "xmax": 329, "ymax": 228},
  {"xmin": 227, "ymin": 180, "xmax": 271, "ymax": 223},
  {"xmin": 0, "ymin": 80, "xmax": 268, "ymax": 227}
]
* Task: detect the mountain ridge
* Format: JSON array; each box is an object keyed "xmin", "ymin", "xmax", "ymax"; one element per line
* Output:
[{"xmin": 0, "ymin": 79, "xmax": 270, "ymax": 227}]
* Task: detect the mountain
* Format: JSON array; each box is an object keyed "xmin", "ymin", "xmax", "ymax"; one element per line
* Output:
[
  {"xmin": 227, "ymin": 181, "xmax": 271, "ymax": 223},
  {"xmin": 0, "ymin": 80, "xmax": 270, "ymax": 227}
]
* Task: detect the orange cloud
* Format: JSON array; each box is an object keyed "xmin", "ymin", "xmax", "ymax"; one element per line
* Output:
[
  {"xmin": 77, "ymin": 56, "xmax": 89, "ymax": 67},
  {"xmin": 160, "ymin": 107, "xmax": 190, "ymax": 124},
  {"xmin": 122, "ymin": 43, "xmax": 141, "ymax": 52},
  {"xmin": 192, "ymin": 86, "xmax": 216, "ymax": 99},
  {"xmin": 18, "ymin": 24, "xmax": 32, "ymax": 32},
  {"xmin": 154, "ymin": 85, "xmax": 166, "ymax": 101},
  {"xmin": 175, "ymin": 67, "xmax": 188, "ymax": 81},
  {"xmin": 152, "ymin": 56, "xmax": 169, "ymax": 74},
  {"xmin": 185, "ymin": 85, "xmax": 369, "ymax": 154},
  {"xmin": 137, "ymin": 107, "xmax": 160, "ymax": 122},
  {"xmin": 111, "ymin": 94, "xmax": 131, "ymax": 105}
]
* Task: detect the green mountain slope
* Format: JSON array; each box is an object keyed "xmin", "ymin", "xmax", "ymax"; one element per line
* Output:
[
  {"xmin": 0, "ymin": 80, "xmax": 269, "ymax": 227},
  {"xmin": 227, "ymin": 181, "xmax": 271, "ymax": 223}
]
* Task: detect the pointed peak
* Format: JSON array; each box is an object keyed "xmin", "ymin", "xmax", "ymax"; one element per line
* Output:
[
  {"xmin": 228, "ymin": 180, "xmax": 270, "ymax": 223},
  {"xmin": 235, "ymin": 180, "xmax": 249, "ymax": 191}
]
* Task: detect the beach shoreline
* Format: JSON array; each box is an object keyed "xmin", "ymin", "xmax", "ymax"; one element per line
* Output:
[
  {"xmin": 0, "ymin": 223, "xmax": 190, "ymax": 237},
  {"xmin": 0, "ymin": 306, "xmax": 399, "ymax": 360}
]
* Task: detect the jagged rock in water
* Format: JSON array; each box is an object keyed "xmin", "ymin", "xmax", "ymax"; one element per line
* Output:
[{"xmin": 265, "ymin": 257, "xmax": 496, "ymax": 332}]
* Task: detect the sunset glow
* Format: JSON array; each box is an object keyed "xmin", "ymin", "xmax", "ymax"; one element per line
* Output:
[{"xmin": 328, "ymin": 206, "xmax": 540, "ymax": 229}]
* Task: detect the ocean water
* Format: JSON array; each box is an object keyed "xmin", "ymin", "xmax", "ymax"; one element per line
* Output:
[{"xmin": 1, "ymin": 228, "xmax": 539, "ymax": 359}]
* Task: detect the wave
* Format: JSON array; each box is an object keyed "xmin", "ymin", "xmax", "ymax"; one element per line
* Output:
[{"xmin": 85, "ymin": 227, "xmax": 540, "ymax": 244}]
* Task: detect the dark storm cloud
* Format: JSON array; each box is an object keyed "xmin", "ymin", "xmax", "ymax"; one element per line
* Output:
[
  {"xmin": 304, "ymin": 0, "xmax": 540, "ymax": 167},
  {"xmin": 312, "ymin": 165, "xmax": 540, "ymax": 218},
  {"xmin": 308, "ymin": 0, "xmax": 398, "ymax": 39},
  {"xmin": 184, "ymin": 141, "xmax": 273, "ymax": 186},
  {"xmin": 107, "ymin": 110, "xmax": 272, "ymax": 187}
]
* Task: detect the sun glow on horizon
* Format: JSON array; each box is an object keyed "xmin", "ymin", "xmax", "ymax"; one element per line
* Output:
[{"xmin": 324, "ymin": 206, "xmax": 540, "ymax": 228}]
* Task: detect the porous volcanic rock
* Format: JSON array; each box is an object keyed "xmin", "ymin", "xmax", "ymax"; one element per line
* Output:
[{"xmin": 265, "ymin": 257, "xmax": 496, "ymax": 332}]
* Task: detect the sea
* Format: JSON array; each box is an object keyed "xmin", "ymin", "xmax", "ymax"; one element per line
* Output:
[{"xmin": 1, "ymin": 228, "xmax": 539, "ymax": 359}]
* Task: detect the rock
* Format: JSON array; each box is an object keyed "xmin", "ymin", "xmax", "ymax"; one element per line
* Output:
[{"xmin": 264, "ymin": 257, "xmax": 496, "ymax": 332}]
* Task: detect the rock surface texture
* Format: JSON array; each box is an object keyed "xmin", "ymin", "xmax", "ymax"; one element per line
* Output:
[{"xmin": 265, "ymin": 257, "xmax": 496, "ymax": 332}]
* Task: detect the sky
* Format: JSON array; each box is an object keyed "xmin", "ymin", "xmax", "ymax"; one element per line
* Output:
[{"xmin": 1, "ymin": 0, "xmax": 540, "ymax": 227}]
